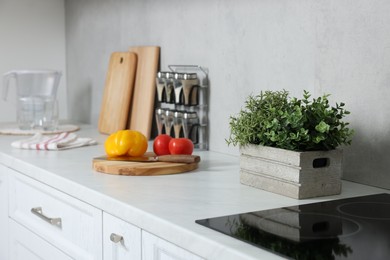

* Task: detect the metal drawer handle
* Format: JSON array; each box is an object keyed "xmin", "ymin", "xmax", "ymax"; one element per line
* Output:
[
  {"xmin": 31, "ymin": 207, "xmax": 62, "ymax": 228},
  {"xmin": 110, "ymin": 233, "xmax": 123, "ymax": 244}
]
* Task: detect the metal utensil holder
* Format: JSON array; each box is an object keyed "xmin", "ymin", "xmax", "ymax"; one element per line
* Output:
[{"xmin": 155, "ymin": 65, "xmax": 208, "ymax": 150}]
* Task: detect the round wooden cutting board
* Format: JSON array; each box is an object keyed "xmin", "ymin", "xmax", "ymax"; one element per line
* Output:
[{"xmin": 92, "ymin": 158, "xmax": 199, "ymax": 176}]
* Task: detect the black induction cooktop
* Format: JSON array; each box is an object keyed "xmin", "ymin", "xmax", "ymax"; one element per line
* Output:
[{"xmin": 195, "ymin": 193, "xmax": 390, "ymax": 260}]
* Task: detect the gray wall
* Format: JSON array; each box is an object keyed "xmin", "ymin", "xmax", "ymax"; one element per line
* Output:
[
  {"xmin": 0, "ymin": 0, "xmax": 67, "ymax": 121},
  {"xmin": 65, "ymin": 0, "xmax": 390, "ymax": 190}
]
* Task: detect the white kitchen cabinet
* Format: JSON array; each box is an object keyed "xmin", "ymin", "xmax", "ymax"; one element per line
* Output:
[
  {"xmin": 0, "ymin": 164, "xmax": 9, "ymax": 260},
  {"xmin": 3, "ymin": 165, "xmax": 203, "ymax": 260},
  {"xmin": 103, "ymin": 212, "xmax": 142, "ymax": 260},
  {"xmin": 142, "ymin": 231, "xmax": 204, "ymax": 260},
  {"xmin": 9, "ymin": 218, "xmax": 72, "ymax": 260},
  {"xmin": 8, "ymin": 169, "xmax": 103, "ymax": 260}
]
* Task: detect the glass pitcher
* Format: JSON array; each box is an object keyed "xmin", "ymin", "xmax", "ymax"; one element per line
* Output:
[{"xmin": 2, "ymin": 70, "xmax": 62, "ymax": 131}]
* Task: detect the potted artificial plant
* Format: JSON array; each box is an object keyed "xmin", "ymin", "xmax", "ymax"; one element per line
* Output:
[{"xmin": 227, "ymin": 90, "xmax": 354, "ymax": 199}]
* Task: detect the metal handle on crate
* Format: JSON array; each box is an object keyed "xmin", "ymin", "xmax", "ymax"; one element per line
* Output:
[{"xmin": 31, "ymin": 207, "xmax": 62, "ymax": 228}]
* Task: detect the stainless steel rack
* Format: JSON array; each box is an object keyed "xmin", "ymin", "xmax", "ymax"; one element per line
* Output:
[{"xmin": 155, "ymin": 65, "xmax": 208, "ymax": 150}]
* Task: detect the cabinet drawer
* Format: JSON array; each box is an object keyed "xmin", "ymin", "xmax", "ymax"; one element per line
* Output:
[
  {"xmin": 9, "ymin": 218, "xmax": 72, "ymax": 260},
  {"xmin": 103, "ymin": 212, "xmax": 142, "ymax": 260},
  {"xmin": 9, "ymin": 172, "xmax": 102, "ymax": 260},
  {"xmin": 0, "ymin": 164, "xmax": 9, "ymax": 260},
  {"xmin": 142, "ymin": 231, "xmax": 204, "ymax": 260}
]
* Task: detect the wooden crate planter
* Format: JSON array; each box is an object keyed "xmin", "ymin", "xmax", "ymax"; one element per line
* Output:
[{"xmin": 239, "ymin": 144, "xmax": 343, "ymax": 199}]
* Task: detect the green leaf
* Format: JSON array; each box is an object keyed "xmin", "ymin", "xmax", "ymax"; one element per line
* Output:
[{"xmin": 315, "ymin": 121, "xmax": 330, "ymax": 133}]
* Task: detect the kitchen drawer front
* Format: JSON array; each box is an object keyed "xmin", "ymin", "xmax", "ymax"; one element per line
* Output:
[
  {"xmin": 142, "ymin": 231, "xmax": 204, "ymax": 260},
  {"xmin": 9, "ymin": 218, "xmax": 73, "ymax": 260},
  {"xmin": 103, "ymin": 212, "xmax": 142, "ymax": 260},
  {"xmin": 0, "ymin": 164, "xmax": 9, "ymax": 260},
  {"xmin": 9, "ymin": 172, "xmax": 102, "ymax": 260}
]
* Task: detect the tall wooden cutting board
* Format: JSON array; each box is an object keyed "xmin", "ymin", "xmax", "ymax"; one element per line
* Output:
[
  {"xmin": 98, "ymin": 52, "xmax": 137, "ymax": 134},
  {"xmin": 127, "ymin": 46, "xmax": 160, "ymax": 139}
]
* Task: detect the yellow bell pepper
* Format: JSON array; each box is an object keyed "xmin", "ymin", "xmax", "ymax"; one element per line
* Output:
[{"xmin": 104, "ymin": 130, "xmax": 148, "ymax": 157}]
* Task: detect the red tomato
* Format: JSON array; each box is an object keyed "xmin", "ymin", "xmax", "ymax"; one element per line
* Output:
[
  {"xmin": 168, "ymin": 138, "xmax": 194, "ymax": 155},
  {"xmin": 153, "ymin": 134, "xmax": 173, "ymax": 155}
]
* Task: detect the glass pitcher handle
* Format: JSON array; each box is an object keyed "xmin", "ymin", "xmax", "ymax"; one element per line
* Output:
[{"xmin": 2, "ymin": 71, "xmax": 16, "ymax": 101}]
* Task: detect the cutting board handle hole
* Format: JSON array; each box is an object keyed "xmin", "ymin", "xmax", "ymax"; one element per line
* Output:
[{"xmin": 119, "ymin": 57, "xmax": 124, "ymax": 63}]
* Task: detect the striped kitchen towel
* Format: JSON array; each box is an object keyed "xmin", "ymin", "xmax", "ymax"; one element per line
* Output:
[{"xmin": 11, "ymin": 132, "xmax": 97, "ymax": 150}]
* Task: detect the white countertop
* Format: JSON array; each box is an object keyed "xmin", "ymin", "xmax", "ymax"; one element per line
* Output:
[{"xmin": 0, "ymin": 124, "xmax": 388, "ymax": 259}]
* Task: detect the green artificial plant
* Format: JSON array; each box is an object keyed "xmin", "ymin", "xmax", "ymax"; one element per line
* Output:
[{"xmin": 226, "ymin": 90, "xmax": 354, "ymax": 151}]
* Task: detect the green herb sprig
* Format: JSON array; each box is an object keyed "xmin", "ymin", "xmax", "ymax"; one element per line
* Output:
[{"xmin": 226, "ymin": 90, "xmax": 354, "ymax": 151}]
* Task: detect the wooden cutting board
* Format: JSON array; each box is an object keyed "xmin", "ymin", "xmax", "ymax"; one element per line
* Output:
[
  {"xmin": 98, "ymin": 52, "xmax": 137, "ymax": 134},
  {"xmin": 127, "ymin": 46, "xmax": 160, "ymax": 139},
  {"xmin": 92, "ymin": 158, "xmax": 198, "ymax": 176}
]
